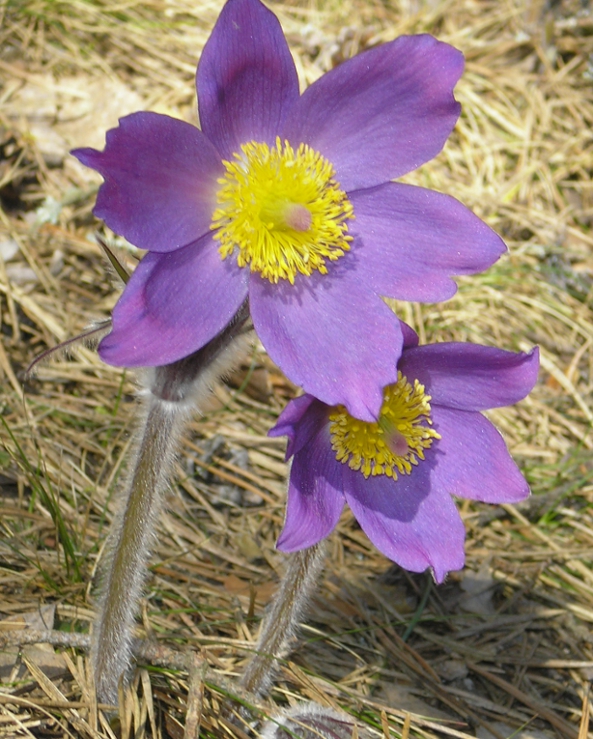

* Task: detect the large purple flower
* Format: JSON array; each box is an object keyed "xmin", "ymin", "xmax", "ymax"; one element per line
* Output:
[
  {"xmin": 269, "ymin": 331, "xmax": 539, "ymax": 582},
  {"xmin": 72, "ymin": 0, "xmax": 505, "ymax": 421}
]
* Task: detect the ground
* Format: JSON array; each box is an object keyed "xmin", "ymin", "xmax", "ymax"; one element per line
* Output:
[{"xmin": 1, "ymin": 0, "xmax": 593, "ymax": 737}]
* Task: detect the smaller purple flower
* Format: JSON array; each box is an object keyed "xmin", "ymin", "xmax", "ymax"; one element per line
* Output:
[{"xmin": 269, "ymin": 333, "xmax": 539, "ymax": 582}]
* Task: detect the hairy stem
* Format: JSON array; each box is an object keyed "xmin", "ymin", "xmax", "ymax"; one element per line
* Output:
[
  {"xmin": 91, "ymin": 305, "xmax": 250, "ymax": 704},
  {"xmin": 241, "ymin": 542, "xmax": 326, "ymax": 697},
  {"xmin": 91, "ymin": 399, "xmax": 185, "ymax": 704}
]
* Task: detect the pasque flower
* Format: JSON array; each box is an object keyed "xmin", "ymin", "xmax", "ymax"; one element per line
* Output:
[
  {"xmin": 73, "ymin": 0, "xmax": 505, "ymax": 421},
  {"xmin": 269, "ymin": 329, "xmax": 539, "ymax": 582}
]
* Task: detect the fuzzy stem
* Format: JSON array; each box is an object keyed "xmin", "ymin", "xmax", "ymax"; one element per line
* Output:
[
  {"xmin": 91, "ymin": 398, "xmax": 185, "ymax": 704},
  {"xmin": 92, "ymin": 304, "xmax": 250, "ymax": 704},
  {"xmin": 241, "ymin": 542, "xmax": 326, "ymax": 698}
]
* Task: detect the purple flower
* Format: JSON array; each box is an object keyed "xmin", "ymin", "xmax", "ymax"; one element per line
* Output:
[
  {"xmin": 72, "ymin": 0, "xmax": 505, "ymax": 421},
  {"xmin": 269, "ymin": 332, "xmax": 539, "ymax": 582}
]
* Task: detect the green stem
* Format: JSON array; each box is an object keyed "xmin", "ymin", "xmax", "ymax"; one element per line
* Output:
[{"xmin": 402, "ymin": 573, "xmax": 432, "ymax": 642}]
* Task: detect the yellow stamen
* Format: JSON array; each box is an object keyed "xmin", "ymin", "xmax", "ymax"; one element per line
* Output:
[
  {"xmin": 329, "ymin": 372, "xmax": 441, "ymax": 479},
  {"xmin": 211, "ymin": 137, "xmax": 354, "ymax": 284}
]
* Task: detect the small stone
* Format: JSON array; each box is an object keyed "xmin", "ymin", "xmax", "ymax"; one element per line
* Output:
[
  {"xmin": 459, "ymin": 561, "xmax": 496, "ymax": 616},
  {"xmin": 436, "ymin": 659, "xmax": 468, "ymax": 682},
  {"xmin": 50, "ymin": 249, "xmax": 65, "ymax": 276},
  {"xmin": 0, "ymin": 237, "xmax": 19, "ymax": 261},
  {"xmin": 6, "ymin": 264, "xmax": 38, "ymax": 285}
]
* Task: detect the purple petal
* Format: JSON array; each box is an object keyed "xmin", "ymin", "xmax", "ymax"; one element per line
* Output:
[
  {"xmin": 430, "ymin": 406, "xmax": 530, "ymax": 504},
  {"xmin": 197, "ymin": 0, "xmax": 299, "ymax": 161},
  {"xmin": 399, "ymin": 344, "xmax": 539, "ymax": 411},
  {"xmin": 269, "ymin": 395, "xmax": 329, "ymax": 460},
  {"xmin": 283, "ymin": 35, "xmax": 463, "ymax": 191},
  {"xmin": 99, "ymin": 235, "xmax": 248, "ymax": 367},
  {"xmin": 344, "ymin": 461, "xmax": 466, "ymax": 582},
  {"xmin": 72, "ymin": 112, "xmax": 222, "ymax": 253},
  {"xmin": 249, "ymin": 264, "xmax": 403, "ymax": 422},
  {"xmin": 401, "ymin": 321, "xmax": 420, "ymax": 349},
  {"xmin": 276, "ymin": 427, "xmax": 345, "ymax": 552},
  {"xmin": 349, "ymin": 184, "xmax": 506, "ymax": 302}
]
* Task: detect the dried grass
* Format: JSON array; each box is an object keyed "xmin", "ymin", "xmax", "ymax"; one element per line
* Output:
[{"xmin": 1, "ymin": 0, "xmax": 593, "ymax": 736}]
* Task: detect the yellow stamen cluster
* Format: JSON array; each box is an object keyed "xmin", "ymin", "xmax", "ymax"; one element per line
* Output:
[
  {"xmin": 211, "ymin": 138, "xmax": 354, "ymax": 284},
  {"xmin": 329, "ymin": 372, "xmax": 441, "ymax": 479}
]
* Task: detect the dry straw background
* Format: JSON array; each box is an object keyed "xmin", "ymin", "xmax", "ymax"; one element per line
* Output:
[{"xmin": 1, "ymin": 0, "xmax": 593, "ymax": 736}]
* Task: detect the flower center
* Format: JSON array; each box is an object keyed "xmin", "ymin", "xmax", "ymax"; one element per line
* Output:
[
  {"xmin": 210, "ymin": 138, "xmax": 354, "ymax": 284},
  {"xmin": 329, "ymin": 372, "xmax": 441, "ymax": 479}
]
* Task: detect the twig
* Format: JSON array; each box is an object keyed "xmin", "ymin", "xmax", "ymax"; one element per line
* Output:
[{"xmin": 0, "ymin": 628, "xmax": 244, "ymax": 705}]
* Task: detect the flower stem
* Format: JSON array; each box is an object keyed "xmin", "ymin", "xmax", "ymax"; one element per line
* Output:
[
  {"xmin": 92, "ymin": 305, "xmax": 250, "ymax": 704},
  {"xmin": 92, "ymin": 398, "xmax": 183, "ymax": 704},
  {"xmin": 241, "ymin": 542, "xmax": 326, "ymax": 698}
]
